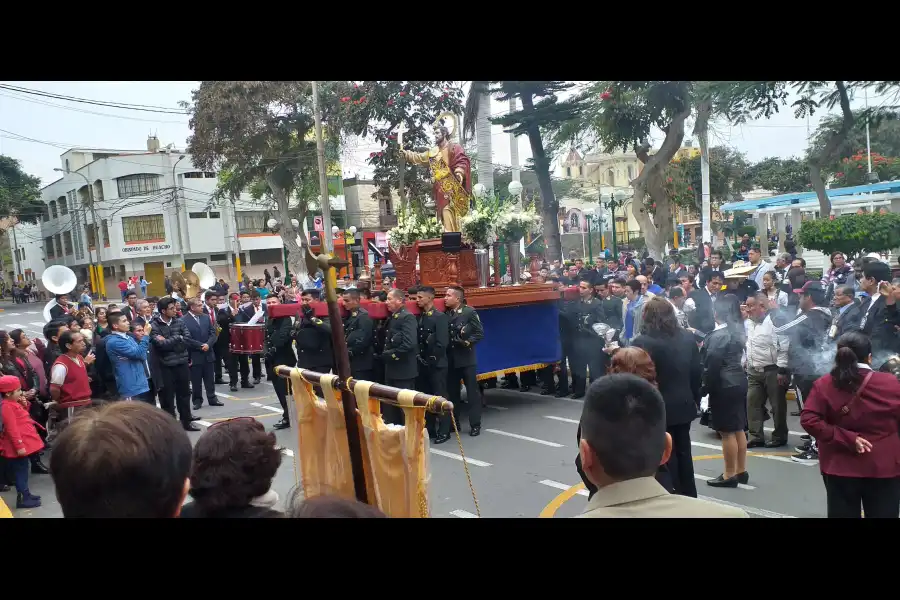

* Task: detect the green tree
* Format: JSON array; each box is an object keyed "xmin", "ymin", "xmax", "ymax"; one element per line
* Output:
[
  {"xmin": 182, "ymin": 80, "xmax": 349, "ymax": 280},
  {"xmin": 831, "ymin": 151, "xmax": 900, "ymax": 187},
  {"xmin": 666, "ymin": 146, "xmax": 753, "ymax": 212},
  {"xmin": 745, "ymin": 157, "xmax": 810, "ymax": 193},
  {"xmin": 0, "ymin": 155, "xmax": 43, "ymax": 224},
  {"xmin": 797, "ymin": 212, "xmax": 900, "ymax": 261},
  {"xmin": 490, "ymin": 81, "xmax": 584, "ymax": 262},
  {"xmin": 331, "ymin": 81, "xmax": 462, "ymax": 212},
  {"xmin": 811, "ymin": 110, "xmax": 900, "ymax": 174}
]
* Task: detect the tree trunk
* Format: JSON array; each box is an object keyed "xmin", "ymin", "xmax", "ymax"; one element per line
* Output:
[
  {"xmin": 521, "ymin": 93, "xmax": 561, "ymax": 263},
  {"xmin": 632, "ymin": 108, "xmax": 692, "ymax": 259},
  {"xmin": 267, "ymin": 176, "xmax": 309, "ymax": 283},
  {"xmin": 808, "ymin": 81, "xmax": 853, "ymax": 217},
  {"xmin": 476, "ymin": 92, "xmax": 494, "ymax": 194}
]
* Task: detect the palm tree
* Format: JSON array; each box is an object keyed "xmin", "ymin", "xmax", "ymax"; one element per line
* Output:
[{"xmin": 463, "ymin": 81, "xmax": 494, "ymax": 194}]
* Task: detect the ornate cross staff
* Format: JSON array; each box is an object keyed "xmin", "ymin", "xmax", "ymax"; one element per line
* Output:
[{"xmin": 397, "ymin": 122, "xmax": 408, "ymax": 210}]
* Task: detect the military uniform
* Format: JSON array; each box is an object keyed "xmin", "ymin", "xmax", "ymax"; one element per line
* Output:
[
  {"xmin": 446, "ymin": 304, "xmax": 485, "ymax": 432},
  {"xmin": 293, "ymin": 306, "xmax": 333, "ymax": 373},
  {"xmin": 566, "ymin": 297, "xmax": 606, "ymax": 398},
  {"xmin": 266, "ymin": 314, "xmax": 296, "ymax": 426},
  {"xmin": 381, "ymin": 307, "xmax": 419, "ymax": 424},
  {"xmin": 372, "ymin": 317, "xmax": 388, "ymax": 384},
  {"xmin": 417, "ymin": 306, "xmax": 450, "ymax": 439},
  {"xmin": 344, "ymin": 307, "xmax": 374, "ymax": 381}
]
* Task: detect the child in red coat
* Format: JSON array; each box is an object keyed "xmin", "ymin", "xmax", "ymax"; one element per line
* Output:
[{"xmin": 0, "ymin": 375, "xmax": 44, "ymax": 508}]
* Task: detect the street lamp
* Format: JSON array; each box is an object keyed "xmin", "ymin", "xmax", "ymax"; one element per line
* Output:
[
  {"xmin": 472, "ymin": 183, "xmax": 487, "ymax": 200},
  {"xmin": 583, "ymin": 207, "xmax": 595, "ymax": 263},
  {"xmin": 599, "ymin": 189, "xmax": 629, "ymax": 261},
  {"xmin": 53, "ymin": 167, "xmax": 105, "ymax": 299},
  {"xmin": 508, "ymin": 180, "xmax": 523, "ymax": 206}
]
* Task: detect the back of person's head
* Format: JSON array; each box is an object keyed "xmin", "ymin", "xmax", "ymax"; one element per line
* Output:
[
  {"xmin": 787, "ymin": 267, "xmax": 807, "ymax": 290},
  {"xmin": 639, "ymin": 296, "xmax": 679, "ymax": 337},
  {"xmin": 286, "ymin": 492, "xmax": 388, "ymax": 518},
  {"xmin": 625, "ymin": 279, "xmax": 642, "ymax": 294},
  {"xmin": 51, "ymin": 402, "xmax": 192, "ymax": 518},
  {"xmin": 862, "ymin": 260, "xmax": 891, "ymax": 285},
  {"xmin": 608, "ymin": 347, "xmax": 657, "ymax": 387},
  {"xmin": 714, "ymin": 293, "xmax": 746, "ymax": 344},
  {"xmin": 668, "ymin": 286, "xmax": 684, "ymax": 299},
  {"xmin": 579, "ymin": 374, "xmax": 669, "ymax": 483},
  {"xmin": 832, "ymin": 331, "xmax": 872, "ymax": 393},
  {"xmin": 189, "ymin": 417, "xmax": 282, "ymax": 514}
]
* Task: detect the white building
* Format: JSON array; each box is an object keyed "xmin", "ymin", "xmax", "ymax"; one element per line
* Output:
[
  {"xmin": 39, "ymin": 137, "xmax": 289, "ymax": 298},
  {"xmin": 2, "ymin": 220, "xmax": 46, "ymax": 284}
]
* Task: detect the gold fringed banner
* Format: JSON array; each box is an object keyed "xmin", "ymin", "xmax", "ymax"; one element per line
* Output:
[{"xmin": 476, "ymin": 362, "xmax": 550, "ymax": 382}]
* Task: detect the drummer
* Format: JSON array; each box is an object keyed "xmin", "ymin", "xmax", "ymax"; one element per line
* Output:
[{"xmin": 234, "ymin": 291, "xmax": 263, "ymax": 387}]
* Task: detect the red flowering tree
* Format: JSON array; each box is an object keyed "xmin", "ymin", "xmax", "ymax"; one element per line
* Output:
[
  {"xmin": 331, "ymin": 81, "xmax": 463, "ymax": 211},
  {"xmin": 831, "ymin": 150, "xmax": 900, "ymax": 187}
]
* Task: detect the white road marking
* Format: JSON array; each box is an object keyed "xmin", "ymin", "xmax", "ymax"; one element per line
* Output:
[
  {"xmin": 5, "ymin": 324, "xmax": 26, "ymax": 329},
  {"xmin": 764, "ymin": 427, "xmax": 806, "ymax": 438},
  {"xmin": 194, "ymin": 420, "xmax": 213, "ymax": 427},
  {"xmin": 691, "ymin": 441, "xmax": 813, "ymax": 466},
  {"xmin": 251, "ymin": 401, "xmax": 285, "ymax": 413},
  {"xmin": 694, "ymin": 473, "xmax": 756, "ymax": 490},
  {"xmin": 429, "ymin": 448, "xmax": 492, "ymax": 467},
  {"xmin": 697, "ymin": 495, "xmax": 796, "ymax": 519},
  {"xmin": 281, "ymin": 448, "xmax": 294, "ymax": 457},
  {"xmin": 4, "ymin": 313, "xmax": 20, "ymax": 317},
  {"xmin": 539, "ymin": 479, "xmax": 589, "ymax": 497},
  {"xmin": 29, "ymin": 322, "xmax": 45, "ymax": 327},
  {"xmin": 544, "ymin": 415, "xmax": 579, "ymax": 425},
  {"xmin": 485, "ymin": 428, "xmax": 564, "ymax": 448},
  {"xmin": 556, "ymin": 396, "xmax": 584, "ymax": 403},
  {"xmin": 25, "ymin": 311, "xmax": 39, "ymax": 315},
  {"xmin": 450, "ymin": 509, "xmax": 479, "ymax": 518},
  {"xmin": 485, "ymin": 404, "xmax": 508, "ymax": 411},
  {"xmin": 217, "ymin": 392, "xmax": 238, "ymax": 399}
]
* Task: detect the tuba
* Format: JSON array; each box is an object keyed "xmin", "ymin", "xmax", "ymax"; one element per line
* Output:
[{"xmin": 42, "ymin": 265, "xmax": 78, "ymax": 323}]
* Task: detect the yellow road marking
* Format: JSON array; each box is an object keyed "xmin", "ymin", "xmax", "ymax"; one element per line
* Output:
[
  {"xmin": 539, "ymin": 451, "xmax": 798, "ymax": 518},
  {"xmin": 222, "ymin": 396, "xmax": 271, "ymax": 402},
  {"xmin": 206, "ymin": 412, "xmax": 281, "ymax": 422}
]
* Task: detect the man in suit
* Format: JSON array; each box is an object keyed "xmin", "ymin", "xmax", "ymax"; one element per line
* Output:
[
  {"xmin": 565, "ymin": 277, "xmax": 607, "ymax": 399},
  {"xmin": 183, "ymin": 297, "xmax": 223, "ymax": 411},
  {"xmin": 698, "ymin": 250, "xmax": 728, "ymax": 288},
  {"xmin": 858, "ymin": 261, "xmax": 900, "ymax": 365},
  {"xmin": 830, "ymin": 284, "xmax": 861, "ymax": 342},
  {"xmin": 577, "ymin": 374, "xmax": 747, "ymax": 518},
  {"xmin": 49, "ymin": 294, "xmax": 72, "ymax": 321},
  {"xmin": 342, "ymin": 289, "xmax": 374, "ymax": 381},
  {"xmin": 685, "ymin": 270, "xmax": 722, "ymax": 335},
  {"xmin": 149, "ymin": 297, "xmax": 200, "ymax": 431},
  {"xmin": 234, "ymin": 291, "xmax": 264, "ymax": 386},
  {"xmin": 444, "ymin": 285, "xmax": 484, "ymax": 436},
  {"xmin": 121, "ymin": 291, "xmax": 138, "ymax": 323},
  {"xmin": 265, "ymin": 295, "xmax": 296, "ymax": 430},
  {"xmin": 380, "ymin": 288, "xmax": 418, "ymax": 425},
  {"xmin": 416, "ymin": 286, "xmax": 450, "ymax": 443},
  {"xmin": 294, "ymin": 290, "xmax": 334, "ymax": 375}
]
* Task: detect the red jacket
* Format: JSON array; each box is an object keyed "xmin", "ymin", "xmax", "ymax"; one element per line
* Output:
[
  {"xmin": 0, "ymin": 398, "xmax": 44, "ymax": 458},
  {"xmin": 801, "ymin": 370, "xmax": 900, "ymax": 479}
]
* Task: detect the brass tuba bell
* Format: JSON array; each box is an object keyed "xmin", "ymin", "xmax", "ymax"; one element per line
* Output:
[{"xmin": 182, "ymin": 271, "xmax": 202, "ymax": 299}]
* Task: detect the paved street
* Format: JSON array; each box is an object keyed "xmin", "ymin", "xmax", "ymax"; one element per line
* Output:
[{"xmin": 0, "ymin": 301, "xmax": 827, "ymax": 518}]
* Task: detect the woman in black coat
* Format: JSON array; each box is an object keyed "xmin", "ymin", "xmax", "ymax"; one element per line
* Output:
[
  {"xmin": 703, "ymin": 294, "xmax": 749, "ymax": 488},
  {"xmin": 631, "ymin": 297, "xmax": 702, "ymax": 497}
]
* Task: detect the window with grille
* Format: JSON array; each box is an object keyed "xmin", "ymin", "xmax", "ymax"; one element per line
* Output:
[
  {"xmin": 116, "ymin": 174, "xmax": 161, "ymax": 199},
  {"xmin": 63, "ymin": 232, "xmax": 73, "ymax": 255},
  {"xmin": 184, "ymin": 172, "xmax": 204, "ymax": 179},
  {"xmin": 49, "ymin": 201, "xmax": 58, "ymax": 219},
  {"xmin": 236, "ymin": 211, "xmax": 269, "ymax": 235},
  {"xmin": 209, "ymin": 211, "xmax": 221, "ymax": 218},
  {"xmin": 54, "ymin": 234, "xmax": 62, "ymax": 257},
  {"xmin": 122, "ymin": 214, "xmax": 165, "ymax": 243},
  {"xmin": 60, "ymin": 195, "xmax": 69, "ymax": 215},
  {"xmin": 189, "ymin": 212, "xmax": 208, "ymax": 219},
  {"xmin": 209, "ymin": 253, "xmax": 227, "ymax": 262},
  {"xmin": 86, "ymin": 224, "xmax": 97, "ymax": 249},
  {"xmin": 101, "ymin": 220, "xmax": 110, "ymax": 247},
  {"xmin": 42, "ymin": 207, "xmax": 49, "ymax": 222},
  {"xmin": 72, "ymin": 209, "xmax": 84, "ymax": 260}
]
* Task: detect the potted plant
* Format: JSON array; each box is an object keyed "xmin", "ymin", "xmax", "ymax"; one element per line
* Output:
[{"xmin": 495, "ymin": 206, "xmax": 541, "ymax": 286}]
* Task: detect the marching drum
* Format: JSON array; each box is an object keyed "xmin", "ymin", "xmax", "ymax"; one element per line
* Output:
[{"xmin": 230, "ymin": 323, "xmax": 266, "ymax": 354}]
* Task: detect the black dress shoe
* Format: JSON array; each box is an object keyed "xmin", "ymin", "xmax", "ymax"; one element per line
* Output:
[
  {"xmin": 520, "ymin": 385, "xmax": 531, "ymax": 393},
  {"xmin": 192, "ymin": 402, "xmax": 203, "ymax": 411},
  {"xmin": 189, "ymin": 415, "xmax": 202, "ymax": 422},
  {"xmin": 569, "ymin": 393, "xmax": 584, "ymax": 400},
  {"xmin": 500, "ymin": 382, "xmax": 516, "ymax": 390},
  {"xmin": 434, "ymin": 433, "xmax": 451, "ymax": 445},
  {"xmin": 273, "ymin": 418, "xmax": 291, "ymax": 430},
  {"xmin": 706, "ymin": 473, "xmax": 739, "ymax": 488},
  {"xmin": 765, "ymin": 440, "xmax": 787, "ymax": 448},
  {"xmin": 554, "ymin": 391, "xmax": 569, "ymax": 398},
  {"xmin": 737, "ymin": 471, "xmax": 749, "ymax": 485},
  {"xmin": 230, "ymin": 385, "xmax": 239, "ymax": 392},
  {"xmin": 31, "ymin": 459, "xmax": 50, "ymax": 475},
  {"xmin": 540, "ymin": 388, "xmax": 554, "ymax": 396},
  {"xmin": 208, "ymin": 400, "xmax": 225, "ymax": 407},
  {"xmin": 183, "ymin": 422, "xmax": 201, "ymax": 432},
  {"xmin": 241, "ymin": 382, "xmax": 255, "ymax": 389},
  {"xmin": 253, "ymin": 377, "xmax": 262, "ymax": 385},
  {"xmin": 791, "ymin": 410, "xmax": 801, "ymax": 417},
  {"xmin": 0, "ymin": 484, "xmax": 9, "ymax": 492},
  {"xmin": 469, "ymin": 426, "xmax": 481, "ymax": 437},
  {"xmin": 214, "ymin": 379, "xmax": 227, "ymax": 385},
  {"xmin": 747, "ymin": 439, "xmax": 766, "ymax": 449}
]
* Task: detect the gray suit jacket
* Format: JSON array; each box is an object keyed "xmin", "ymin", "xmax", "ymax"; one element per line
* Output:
[{"xmin": 576, "ymin": 477, "xmax": 748, "ymax": 518}]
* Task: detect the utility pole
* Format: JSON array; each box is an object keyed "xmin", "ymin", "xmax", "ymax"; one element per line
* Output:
[
  {"xmin": 312, "ymin": 81, "xmax": 333, "ymax": 253},
  {"xmin": 509, "ymin": 97, "xmax": 521, "ymax": 208},
  {"xmin": 700, "ymin": 131, "xmax": 712, "ymax": 245},
  {"xmin": 10, "ymin": 224, "xmax": 21, "ymax": 281},
  {"xmin": 172, "ymin": 155, "xmax": 187, "ymax": 270}
]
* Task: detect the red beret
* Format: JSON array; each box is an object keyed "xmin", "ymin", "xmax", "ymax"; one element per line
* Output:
[{"xmin": 0, "ymin": 375, "xmax": 21, "ymax": 394}]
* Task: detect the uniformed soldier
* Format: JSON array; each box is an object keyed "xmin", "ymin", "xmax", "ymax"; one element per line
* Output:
[
  {"xmin": 380, "ymin": 288, "xmax": 418, "ymax": 425},
  {"xmin": 565, "ymin": 277, "xmax": 606, "ymax": 399},
  {"xmin": 598, "ymin": 275, "xmax": 624, "ymax": 332},
  {"xmin": 444, "ymin": 285, "xmax": 485, "ymax": 436},
  {"xmin": 415, "ymin": 286, "xmax": 451, "ymax": 443},
  {"xmin": 342, "ymin": 289, "xmax": 374, "ymax": 382},
  {"xmin": 264, "ymin": 295, "xmax": 296, "ymax": 430},
  {"xmin": 293, "ymin": 290, "xmax": 333, "ymax": 383}
]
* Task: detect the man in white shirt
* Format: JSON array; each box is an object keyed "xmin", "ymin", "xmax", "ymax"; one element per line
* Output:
[
  {"xmin": 748, "ymin": 247, "xmax": 774, "ymax": 289},
  {"xmin": 744, "ymin": 293, "xmax": 789, "ymax": 449}
]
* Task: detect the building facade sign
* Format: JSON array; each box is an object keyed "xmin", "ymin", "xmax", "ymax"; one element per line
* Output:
[{"xmin": 121, "ymin": 242, "xmax": 172, "ymax": 257}]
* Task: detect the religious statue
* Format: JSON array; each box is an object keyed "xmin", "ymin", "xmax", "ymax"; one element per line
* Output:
[{"xmin": 400, "ymin": 113, "xmax": 472, "ymax": 233}]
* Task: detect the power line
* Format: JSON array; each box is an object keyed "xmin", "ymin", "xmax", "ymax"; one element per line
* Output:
[
  {"xmin": 0, "ymin": 90, "xmax": 189, "ymax": 124},
  {"xmin": 0, "ymin": 84, "xmax": 188, "ymax": 114}
]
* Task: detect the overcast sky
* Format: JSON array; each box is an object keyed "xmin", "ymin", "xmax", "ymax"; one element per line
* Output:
[{"xmin": 0, "ymin": 81, "xmax": 891, "ymax": 188}]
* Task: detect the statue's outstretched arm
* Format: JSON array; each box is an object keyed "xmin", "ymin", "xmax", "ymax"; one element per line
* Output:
[{"xmin": 401, "ymin": 148, "xmax": 430, "ymax": 166}]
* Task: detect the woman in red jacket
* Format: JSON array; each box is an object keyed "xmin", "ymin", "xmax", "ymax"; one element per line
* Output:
[
  {"xmin": 0, "ymin": 375, "xmax": 44, "ymax": 509},
  {"xmin": 800, "ymin": 332, "xmax": 900, "ymax": 518}
]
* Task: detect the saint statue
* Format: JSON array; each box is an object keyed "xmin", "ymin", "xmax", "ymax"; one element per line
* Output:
[{"xmin": 400, "ymin": 113, "xmax": 472, "ymax": 233}]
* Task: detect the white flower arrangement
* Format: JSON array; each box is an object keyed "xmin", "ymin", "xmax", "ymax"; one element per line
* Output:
[
  {"xmin": 495, "ymin": 205, "xmax": 541, "ymax": 242},
  {"xmin": 387, "ymin": 211, "xmax": 443, "ymax": 248},
  {"xmin": 460, "ymin": 207, "xmax": 498, "ymax": 248}
]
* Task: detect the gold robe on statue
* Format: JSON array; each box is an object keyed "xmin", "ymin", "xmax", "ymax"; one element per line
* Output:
[{"xmin": 403, "ymin": 142, "xmax": 472, "ymax": 233}]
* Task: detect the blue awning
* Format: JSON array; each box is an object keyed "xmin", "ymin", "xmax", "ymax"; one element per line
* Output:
[{"xmin": 721, "ymin": 181, "xmax": 900, "ymax": 212}]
